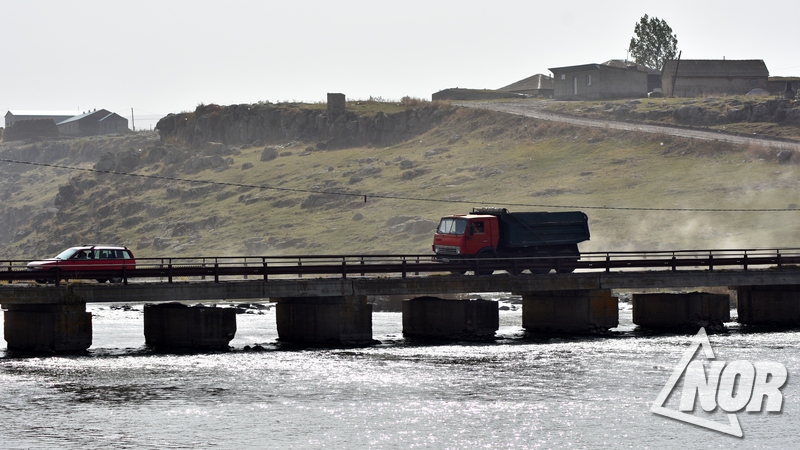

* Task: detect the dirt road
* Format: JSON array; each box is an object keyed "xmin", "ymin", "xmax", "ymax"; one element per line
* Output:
[{"xmin": 459, "ymin": 100, "xmax": 800, "ymax": 152}]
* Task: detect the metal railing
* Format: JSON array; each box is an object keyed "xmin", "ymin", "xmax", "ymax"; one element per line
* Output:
[{"xmin": 3, "ymin": 248, "xmax": 800, "ymax": 286}]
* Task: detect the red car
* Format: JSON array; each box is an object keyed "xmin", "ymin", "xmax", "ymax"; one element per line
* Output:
[{"xmin": 27, "ymin": 245, "xmax": 136, "ymax": 283}]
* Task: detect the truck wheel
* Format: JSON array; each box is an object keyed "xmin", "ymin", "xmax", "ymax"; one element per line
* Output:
[
  {"xmin": 507, "ymin": 260, "xmax": 529, "ymax": 275},
  {"xmin": 475, "ymin": 249, "xmax": 496, "ymax": 276},
  {"xmin": 555, "ymin": 252, "xmax": 579, "ymax": 274},
  {"xmin": 507, "ymin": 266, "xmax": 524, "ymax": 276}
]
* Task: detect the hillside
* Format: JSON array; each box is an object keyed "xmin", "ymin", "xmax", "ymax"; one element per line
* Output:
[{"xmin": 1, "ymin": 99, "xmax": 800, "ymax": 261}]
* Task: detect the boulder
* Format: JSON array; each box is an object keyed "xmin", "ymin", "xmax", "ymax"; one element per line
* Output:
[{"xmin": 261, "ymin": 147, "xmax": 278, "ymax": 161}]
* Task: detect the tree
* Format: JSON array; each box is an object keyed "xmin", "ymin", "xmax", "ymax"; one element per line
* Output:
[{"xmin": 628, "ymin": 14, "xmax": 678, "ymax": 71}]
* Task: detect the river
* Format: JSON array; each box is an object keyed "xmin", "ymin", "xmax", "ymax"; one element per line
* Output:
[{"xmin": 0, "ymin": 300, "xmax": 797, "ymax": 449}]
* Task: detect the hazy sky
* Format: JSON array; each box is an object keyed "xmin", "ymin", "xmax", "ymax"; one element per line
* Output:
[{"xmin": 3, "ymin": 0, "xmax": 798, "ymax": 130}]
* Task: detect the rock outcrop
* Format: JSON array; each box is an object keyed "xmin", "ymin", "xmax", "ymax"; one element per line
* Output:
[
  {"xmin": 156, "ymin": 102, "xmax": 452, "ymax": 149},
  {"xmin": 602, "ymin": 99, "xmax": 800, "ymax": 127}
]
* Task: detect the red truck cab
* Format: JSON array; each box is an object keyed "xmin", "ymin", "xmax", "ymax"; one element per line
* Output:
[{"xmin": 432, "ymin": 213, "xmax": 500, "ymax": 259}]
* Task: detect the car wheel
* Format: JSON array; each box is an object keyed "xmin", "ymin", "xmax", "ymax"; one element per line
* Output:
[
  {"xmin": 109, "ymin": 277, "xmax": 123, "ymax": 284},
  {"xmin": 96, "ymin": 279, "xmax": 108, "ymax": 283}
]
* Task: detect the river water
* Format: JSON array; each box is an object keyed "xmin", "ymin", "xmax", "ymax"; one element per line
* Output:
[{"xmin": 1, "ymin": 300, "xmax": 798, "ymax": 449}]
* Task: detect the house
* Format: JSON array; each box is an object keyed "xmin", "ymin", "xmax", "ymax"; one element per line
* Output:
[
  {"xmin": 661, "ymin": 59, "xmax": 769, "ymax": 97},
  {"xmin": 57, "ymin": 109, "xmax": 129, "ymax": 136},
  {"xmin": 602, "ymin": 59, "xmax": 662, "ymax": 93},
  {"xmin": 548, "ymin": 60, "xmax": 652, "ymax": 100},
  {"xmin": 498, "ymin": 74, "xmax": 554, "ymax": 97},
  {"xmin": 4, "ymin": 110, "xmax": 79, "ymax": 128}
]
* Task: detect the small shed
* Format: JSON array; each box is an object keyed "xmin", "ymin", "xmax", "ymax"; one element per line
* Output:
[
  {"xmin": 661, "ymin": 59, "xmax": 769, "ymax": 97},
  {"xmin": 57, "ymin": 109, "xmax": 129, "ymax": 136},
  {"xmin": 767, "ymin": 76, "xmax": 800, "ymax": 97},
  {"xmin": 498, "ymin": 74, "xmax": 554, "ymax": 97},
  {"xmin": 549, "ymin": 60, "xmax": 650, "ymax": 100}
]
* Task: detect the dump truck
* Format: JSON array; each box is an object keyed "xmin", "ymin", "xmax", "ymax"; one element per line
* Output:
[{"xmin": 432, "ymin": 207, "xmax": 590, "ymax": 274}]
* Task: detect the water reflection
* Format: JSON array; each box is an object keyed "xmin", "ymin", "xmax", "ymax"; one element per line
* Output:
[{"xmin": 0, "ymin": 306, "xmax": 798, "ymax": 447}]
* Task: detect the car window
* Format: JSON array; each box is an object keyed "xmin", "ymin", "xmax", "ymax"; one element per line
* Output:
[{"xmin": 72, "ymin": 250, "xmax": 90, "ymax": 259}]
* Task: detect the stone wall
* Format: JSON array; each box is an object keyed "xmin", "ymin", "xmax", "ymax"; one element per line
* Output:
[
  {"xmin": 2, "ymin": 119, "xmax": 59, "ymax": 141},
  {"xmin": 156, "ymin": 102, "xmax": 452, "ymax": 149},
  {"xmin": 431, "ymin": 88, "xmax": 524, "ymax": 101},
  {"xmin": 601, "ymin": 99, "xmax": 800, "ymax": 127}
]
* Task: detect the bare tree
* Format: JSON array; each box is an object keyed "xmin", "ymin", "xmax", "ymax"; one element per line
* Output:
[{"xmin": 628, "ymin": 14, "xmax": 678, "ymax": 71}]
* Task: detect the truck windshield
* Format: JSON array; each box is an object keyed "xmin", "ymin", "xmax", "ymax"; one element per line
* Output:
[{"xmin": 437, "ymin": 218, "xmax": 467, "ymax": 235}]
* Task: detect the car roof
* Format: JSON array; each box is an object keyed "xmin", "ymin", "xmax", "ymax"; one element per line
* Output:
[{"xmin": 73, "ymin": 245, "xmax": 131, "ymax": 250}]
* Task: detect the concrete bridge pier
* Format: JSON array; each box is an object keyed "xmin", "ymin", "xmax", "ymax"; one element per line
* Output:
[
  {"xmin": 402, "ymin": 297, "xmax": 499, "ymax": 340},
  {"xmin": 521, "ymin": 289, "xmax": 618, "ymax": 333},
  {"xmin": 632, "ymin": 292, "xmax": 730, "ymax": 330},
  {"xmin": 737, "ymin": 285, "xmax": 800, "ymax": 326},
  {"xmin": 144, "ymin": 303, "xmax": 237, "ymax": 350},
  {"xmin": 3, "ymin": 302, "xmax": 92, "ymax": 353},
  {"xmin": 275, "ymin": 295, "xmax": 374, "ymax": 345}
]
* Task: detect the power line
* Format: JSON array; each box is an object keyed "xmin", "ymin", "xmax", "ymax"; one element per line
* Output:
[{"xmin": 0, "ymin": 157, "xmax": 797, "ymax": 213}]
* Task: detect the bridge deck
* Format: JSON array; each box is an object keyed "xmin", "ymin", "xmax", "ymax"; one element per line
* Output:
[{"xmin": 3, "ymin": 269, "xmax": 800, "ymax": 305}]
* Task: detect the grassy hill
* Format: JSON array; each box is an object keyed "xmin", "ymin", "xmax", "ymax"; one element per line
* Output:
[{"xmin": 1, "ymin": 100, "xmax": 799, "ymax": 261}]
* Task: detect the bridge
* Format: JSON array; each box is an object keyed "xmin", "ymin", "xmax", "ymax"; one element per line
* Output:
[{"xmin": 4, "ymin": 248, "xmax": 800, "ymax": 353}]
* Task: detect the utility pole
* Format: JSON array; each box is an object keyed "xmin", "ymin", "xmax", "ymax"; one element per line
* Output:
[
  {"xmin": 131, "ymin": 108, "xmax": 136, "ymax": 132},
  {"xmin": 670, "ymin": 51, "xmax": 682, "ymax": 97}
]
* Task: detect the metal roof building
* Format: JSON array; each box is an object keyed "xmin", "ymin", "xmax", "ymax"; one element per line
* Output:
[
  {"xmin": 661, "ymin": 59, "xmax": 770, "ymax": 97},
  {"xmin": 57, "ymin": 109, "xmax": 129, "ymax": 136}
]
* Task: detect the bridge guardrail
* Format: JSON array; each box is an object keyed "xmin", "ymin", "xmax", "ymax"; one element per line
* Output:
[{"xmin": 3, "ymin": 248, "xmax": 800, "ymax": 286}]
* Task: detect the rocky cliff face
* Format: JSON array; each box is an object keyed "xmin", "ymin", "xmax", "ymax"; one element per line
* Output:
[{"xmin": 156, "ymin": 102, "xmax": 453, "ymax": 148}]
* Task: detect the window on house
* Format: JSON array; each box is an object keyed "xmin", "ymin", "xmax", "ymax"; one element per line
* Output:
[
  {"xmin": 587, "ymin": 75, "xmax": 592, "ymax": 85},
  {"xmin": 561, "ymin": 74, "xmax": 565, "ymax": 80}
]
